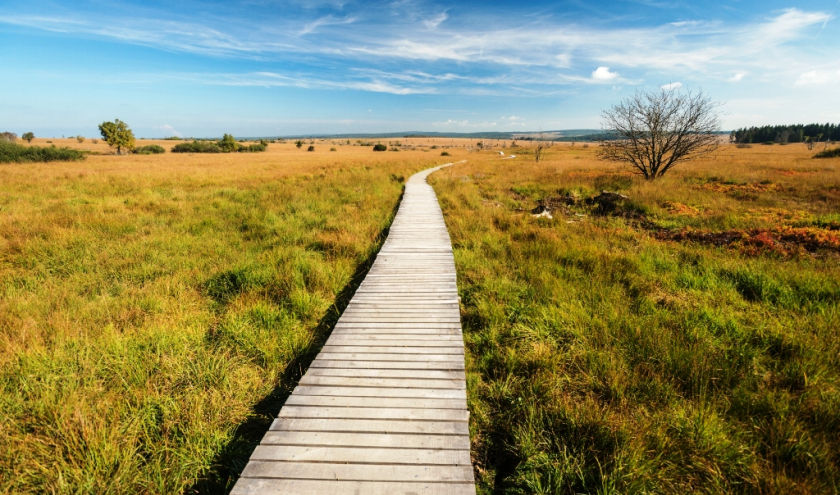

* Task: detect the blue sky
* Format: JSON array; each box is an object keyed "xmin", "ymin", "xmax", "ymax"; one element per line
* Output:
[{"xmin": 1, "ymin": 0, "xmax": 839, "ymax": 137}]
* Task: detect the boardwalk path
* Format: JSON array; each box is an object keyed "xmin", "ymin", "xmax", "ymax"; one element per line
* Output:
[{"xmin": 232, "ymin": 164, "xmax": 475, "ymax": 495}]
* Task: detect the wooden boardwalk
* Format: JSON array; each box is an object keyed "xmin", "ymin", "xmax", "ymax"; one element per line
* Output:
[{"xmin": 231, "ymin": 164, "xmax": 475, "ymax": 495}]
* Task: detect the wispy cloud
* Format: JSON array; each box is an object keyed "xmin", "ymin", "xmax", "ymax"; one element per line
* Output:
[
  {"xmin": 660, "ymin": 81, "xmax": 682, "ymax": 90},
  {"xmin": 0, "ymin": 5, "xmax": 835, "ymax": 96},
  {"xmin": 300, "ymin": 15, "xmax": 356, "ymax": 35}
]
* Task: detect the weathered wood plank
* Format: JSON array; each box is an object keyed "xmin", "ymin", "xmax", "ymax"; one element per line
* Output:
[
  {"xmin": 241, "ymin": 461, "xmax": 475, "ymax": 482},
  {"xmin": 277, "ymin": 406, "xmax": 469, "ymax": 422},
  {"xmin": 293, "ymin": 386, "xmax": 467, "ymax": 399},
  {"xmin": 298, "ymin": 376, "xmax": 466, "ymax": 389},
  {"xmin": 283, "ymin": 395, "xmax": 467, "ymax": 411},
  {"xmin": 269, "ymin": 417, "xmax": 469, "ymax": 435},
  {"xmin": 231, "ymin": 478, "xmax": 476, "ymax": 495},
  {"xmin": 249, "ymin": 445, "xmax": 471, "ymax": 465}
]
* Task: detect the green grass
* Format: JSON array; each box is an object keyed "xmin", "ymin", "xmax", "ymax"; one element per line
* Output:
[
  {"xmin": 0, "ymin": 157, "xmax": 423, "ymax": 493},
  {"xmin": 431, "ymin": 149, "xmax": 840, "ymax": 494}
]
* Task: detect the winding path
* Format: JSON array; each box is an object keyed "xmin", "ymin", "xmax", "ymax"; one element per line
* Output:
[{"xmin": 231, "ymin": 164, "xmax": 475, "ymax": 495}]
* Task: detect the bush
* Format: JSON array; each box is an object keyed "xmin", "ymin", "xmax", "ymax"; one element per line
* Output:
[
  {"xmin": 373, "ymin": 144, "xmax": 387, "ymax": 151},
  {"xmin": 240, "ymin": 143, "xmax": 266, "ymax": 153},
  {"xmin": 135, "ymin": 145, "xmax": 166, "ymax": 155},
  {"xmin": 814, "ymin": 147, "xmax": 840, "ymax": 159},
  {"xmin": 736, "ymin": 143, "xmax": 752, "ymax": 148},
  {"xmin": 0, "ymin": 132, "xmax": 17, "ymax": 143},
  {"xmin": 218, "ymin": 134, "xmax": 238, "ymax": 153},
  {"xmin": 763, "ymin": 141, "xmax": 775, "ymax": 145},
  {"xmin": 307, "ymin": 145, "xmax": 315, "ymax": 152},
  {"xmin": 22, "ymin": 132, "xmax": 34, "ymax": 143},
  {"xmin": 76, "ymin": 136, "xmax": 85, "ymax": 143},
  {"xmin": 0, "ymin": 141, "xmax": 85, "ymax": 163},
  {"xmin": 171, "ymin": 141, "xmax": 222, "ymax": 153},
  {"xmin": 330, "ymin": 148, "xmax": 337, "ymax": 151},
  {"xmin": 441, "ymin": 151, "xmax": 450, "ymax": 156}
]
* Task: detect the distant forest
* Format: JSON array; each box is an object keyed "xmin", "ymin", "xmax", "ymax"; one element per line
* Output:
[{"xmin": 730, "ymin": 123, "xmax": 840, "ymax": 144}]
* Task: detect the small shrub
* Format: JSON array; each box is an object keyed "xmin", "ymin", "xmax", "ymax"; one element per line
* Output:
[
  {"xmin": 330, "ymin": 148, "xmax": 337, "ymax": 151},
  {"xmin": 389, "ymin": 147, "xmax": 400, "ymax": 152},
  {"xmin": 76, "ymin": 135, "xmax": 85, "ymax": 143},
  {"xmin": 91, "ymin": 139, "xmax": 98, "ymax": 144},
  {"xmin": 763, "ymin": 141, "xmax": 775, "ymax": 145},
  {"xmin": 46, "ymin": 141, "xmax": 52, "ymax": 144},
  {"xmin": 0, "ymin": 132, "xmax": 17, "ymax": 143},
  {"xmin": 582, "ymin": 143, "xmax": 590, "ymax": 148},
  {"xmin": 295, "ymin": 140, "xmax": 303, "ymax": 149},
  {"xmin": 240, "ymin": 144, "xmax": 266, "ymax": 153},
  {"xmin": 0, "ymin": 141, "xmax": 85, "ymax": 163},
  {"xmin": 135, "ymin": 144, "xmax": 166, "ymax": 155},
  {"xmin": 814, "ymin": 147, "xmax": 840, "ymax": 159},
  {"xmin": 441, "ymin": 151, "xmax": 450, "ymax": 156},
  {"xmin": 307, "ymin": 145, "xmax": 315, "ymax": 152},
  {"xmin": 430, "ymin": 145, "xmax": 438, "ymax": 149},
  {"xmin": 373, "ymin": 144, "xmax": 387, "ymax": 152},
  {"xmin": 736, "ymin": 143, "xmax": 752, "ymax": 148}
]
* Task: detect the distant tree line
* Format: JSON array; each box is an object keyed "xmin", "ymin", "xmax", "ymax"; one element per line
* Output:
[{"xmin": 730, "ymin": 123, "xmax": 840, "ymax": 144}]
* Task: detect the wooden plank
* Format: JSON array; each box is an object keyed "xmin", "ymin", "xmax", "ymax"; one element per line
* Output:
[
  {"xmin": 249, "ymin": 445, "xmax": 471, "ymax": 465},
  {"xmin": 320, "ymin": 345, "xmax": 464, "ymax": 355},
  {"xmin": 305, "ymin": 368, "xmax": 465, "ymax": 380},
  {"xmin": 315, "ymin": 353, "xmax": 463, "ymax": 362},
  {"xmin": 270, "ymin": 417, "xmax": 469, "ymax": 435},
  {"xmin": 283, "ymin": 395, "xmax": 467, "ymax": 411},
  {"xmin": 277, "ymin": 406, "xmax": 468, "ymax": 422},
  {"xmin": 311, "ymin": 360, "xmax": 465, "ymax": 370},
  {"xmin": 241, "ymin": 461, "xmax": 474, "ymax": 482},
  {"xmin": 231, "ymin": 479, "xmax": 476, "ymax": 495},
  {"xmin": 298, "ymin": 376, "xmax": 466, "ymax": 389},
  {"xmin": 325, "ymin": 339, "xmax": 464, "ymax": 348},
  {"xmin": 293, "ymin": 386, "xmax": 467, "ymax": 399}
]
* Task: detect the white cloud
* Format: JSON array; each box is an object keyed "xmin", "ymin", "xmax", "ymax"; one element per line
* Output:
[
  {"xmin": 592, "ymin": 67, "xmax": 618, "ymax": 81},
  {"xmin": 728, "ymin": 72, "xmax": 745, "ymax": 82},
  {"xmin": 424, "ymin": 12, "xmax": 447, "ymax": 29},
  {"xmin": 300, "ymin": 15, "xmax": 356, "ymax": 35},
  {"xmin": 660, "ymin": 82, "xmax": 682, "ymax": 90},
  {"xmin": 154, "ymin": 124, "xmax": 181, "ymax": 137},
  {"xmin": 435, "ymin": 119, "xmax": 470, "ymax": 127},
  {"xmin": 795, "ymin": 69, "xmax": 840, "ymax": 85}
]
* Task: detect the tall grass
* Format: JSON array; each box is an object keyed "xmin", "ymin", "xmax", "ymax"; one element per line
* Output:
[
  {"xmin": 431, "ymin": 144, "xmax": 840, "ymax": 494},
  {"xmin": 0, "ymin": 149, "xmax": 431, "ymax": 492}
]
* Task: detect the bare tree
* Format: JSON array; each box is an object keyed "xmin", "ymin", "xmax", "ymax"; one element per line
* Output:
[
  {"xmin": 534, "ymin": 130, "xmax": 546, "ymax": 163},
  {"xmin": 599, "ymin": 89, "xmax": 722, "ymax": 180}
]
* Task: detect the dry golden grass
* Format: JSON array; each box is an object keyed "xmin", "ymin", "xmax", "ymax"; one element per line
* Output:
[
  {"xmin": 430, "ymin": 142, "xmax": 840, "ymax": 494},
  {"xmin": 2, "ymin": 137, "xmax": 838, "ymax": 493}
]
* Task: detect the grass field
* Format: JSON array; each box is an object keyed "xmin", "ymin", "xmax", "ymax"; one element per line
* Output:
[
  {"xmin": 0, "ymin": 139, "xmax": 453, "ymax": 493},
  {"xmin": 1, "ymin": 138, "xmax": 839, "ymax": 493},
  {"xmin": 429, "ymin": 142, "xmax": 840, "ymax": 494}
]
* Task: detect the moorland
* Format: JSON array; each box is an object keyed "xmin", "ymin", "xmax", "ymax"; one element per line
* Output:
[{"xmin": 1, "ymin": 137, "xmax": 838, "ymax": 493}]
